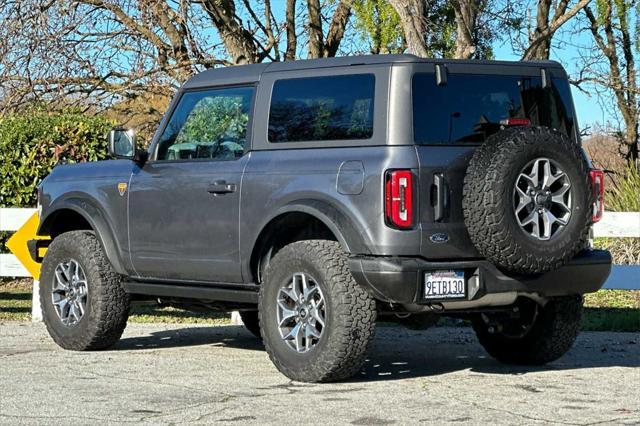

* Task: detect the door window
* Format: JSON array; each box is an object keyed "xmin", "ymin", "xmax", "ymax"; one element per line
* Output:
[{"xmin": 156, "ymin": 86, "xmax": 254, "ymax": 161}]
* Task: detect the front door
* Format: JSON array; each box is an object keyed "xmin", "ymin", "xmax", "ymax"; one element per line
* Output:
[{"xmin": 128, "ymin": 86, "xmax": 255, "ymax": 283}]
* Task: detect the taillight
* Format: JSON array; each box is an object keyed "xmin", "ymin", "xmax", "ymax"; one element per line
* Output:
[
  {"xmin": 500, "ymin": 118, "xmax": 531, "ymax": 126},
  {"xmin": 384, "ymin": 170, "xmax": 414, "ymax": 229},
  {"xmin": 589, "ymin": 169, "xmax": 604, "ymax": 223}
]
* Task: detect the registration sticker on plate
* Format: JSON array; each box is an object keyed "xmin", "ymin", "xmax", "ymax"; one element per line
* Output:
[{"xmin": 424, "ymin": 270, "xmax": 466, "ymax": 299}]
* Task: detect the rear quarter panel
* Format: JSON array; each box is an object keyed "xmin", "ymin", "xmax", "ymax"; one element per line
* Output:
[{"xmin": 240, "ymin": 146, "xmax": 423, "ymax": 275}]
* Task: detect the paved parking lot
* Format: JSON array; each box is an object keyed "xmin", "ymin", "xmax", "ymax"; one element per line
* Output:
[{"xmin": 1, "ymin": 323, "xmax": 638, "ymax": 425}]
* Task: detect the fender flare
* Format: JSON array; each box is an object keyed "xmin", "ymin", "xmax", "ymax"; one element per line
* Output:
[
  {"xmin": 251, "ymin": 199, "xmax": 372, "ymax": 256},
  {"xmin": 38, "ymin": 197, "xmax": 128, "ymax": 275}
]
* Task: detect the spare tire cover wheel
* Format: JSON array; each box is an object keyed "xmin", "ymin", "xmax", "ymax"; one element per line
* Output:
[{"xmin": 462, "ymin": 126, "xmax": 593, "ymax": 274}]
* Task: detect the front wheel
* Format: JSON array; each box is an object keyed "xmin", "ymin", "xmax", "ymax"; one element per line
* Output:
[
  {"xmin": 472, "ymin": 296, "xmax": 583, "ymax": 365},
  {"xmin": 40, "ymin": 231, "xmax": 130, "ymax": 351},
  {"xmin": 259, "ymin": 240, "xmax": 376, "ymax": 382}
]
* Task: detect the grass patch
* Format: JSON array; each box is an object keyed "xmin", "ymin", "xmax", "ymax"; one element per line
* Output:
[
  {"xmin": 128, "ymin": 304, "xmax": 230, "ymax": 325},
  {"xmin": 582, "ymin": 290, "xmax": 640, "ymax": 332},
  {"xmin": 584, "ymin": 289, "xmax": 639, "ymax": 309},
  {"xmin": 582, "ymin": 308, "xmax": 639, "ymax": 332},
  {"xmin": 1, "ymin": 279, "xmax": 637, "ymax": 331},
  {"xmin": 0, "ymin": 287, "xmax": 32, "ymax": 322}
]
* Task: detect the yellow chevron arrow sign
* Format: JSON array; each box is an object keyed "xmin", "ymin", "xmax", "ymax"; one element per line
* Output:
[{"xmin": 6, "ymin": 213, "xmax": 48, "ymax": 280}]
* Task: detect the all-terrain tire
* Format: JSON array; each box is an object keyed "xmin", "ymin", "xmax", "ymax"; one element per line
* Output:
[
  {"xmin": 40, "ymin": 230, "xmax": 130, "ymax": 350},
  {"xmin": 259, "ymin": 240, "xmax": 376, "ymax": 382},
  {"xmin": 463, "ymin": 126, "xmax": 592, "ymax": 274},
  {"xmin": 239, "ymin": 310, "xmax": 261, "ymax": 339},
  {"xmin": 472, "ymin": 296, "xmax": 583, "ymax": 365}
]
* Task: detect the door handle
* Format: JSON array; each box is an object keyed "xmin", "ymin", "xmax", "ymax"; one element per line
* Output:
[
  {"xmin": 432, "ymin": 173, "xmax": 448, "ymax": 221},
  {"xmin": 207, "ymin": 180, "xmax": 236, "ymax": 195}
]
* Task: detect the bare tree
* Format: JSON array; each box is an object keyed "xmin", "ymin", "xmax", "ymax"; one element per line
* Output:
[
  {"xmin": 285, "ymin": 0, "xmax": 298, "ymax": 60},
  {"xmin": 521, "ymin": 0, "xmax": 591, "ymax": 60},
  {"xmin": 388, "ymin": 0, "xmax": 429, "ymax": 57},
  {"xmin": 306, "ymin": 0, "xmax": 354, "ymax": 58},
  {"xmin": 388, "ymin": 0, "xmax": 494, "ymax": 59},
  {"xmin": 577, "ymin": 2, "xmax": 638, "ymax": 162},
  {"xmin": 452, "ymin": 0, "xmax": 482, "ymax": 59},
  {"xmin": 0, "ymin": 0, "xmax": 356, "ymax": 129}
]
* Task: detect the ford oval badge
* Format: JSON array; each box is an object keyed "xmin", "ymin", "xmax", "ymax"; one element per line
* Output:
[{"xmin": 430, "ymin": 233, "xmax": 449, "ymax": 243}]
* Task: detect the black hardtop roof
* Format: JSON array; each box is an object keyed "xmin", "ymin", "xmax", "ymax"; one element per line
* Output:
[{"xmin": 182, "ymin": 54, "xmax": 564, "ymax": 89}]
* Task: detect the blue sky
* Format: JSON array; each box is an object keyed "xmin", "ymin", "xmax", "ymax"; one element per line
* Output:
[
  {"xmin": 491, "ymin": 26, "xmax": 615, "ymax": 131},
  {"xmin": 493, "ymin": 42, "xmax": 603, "ymax": 129},
  {"xmin": 273, "ymin": 2, "xmax": 612, "ymax": 131}
]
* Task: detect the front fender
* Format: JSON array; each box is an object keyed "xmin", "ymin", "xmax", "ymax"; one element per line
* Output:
[{"xmin": 38, "ymin": 197, "xmax": 128, "ymax": 275}]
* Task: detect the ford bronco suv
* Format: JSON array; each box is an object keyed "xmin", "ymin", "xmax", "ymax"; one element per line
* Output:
[{"xmin": 34, "ymin": 55, "xmax": 611, "ymax": 382}]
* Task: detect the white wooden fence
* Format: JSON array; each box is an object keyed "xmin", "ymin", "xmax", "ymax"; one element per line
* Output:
[{"xmin": 2, "ymin": 208, "xmax": 639, "ymax": 321}]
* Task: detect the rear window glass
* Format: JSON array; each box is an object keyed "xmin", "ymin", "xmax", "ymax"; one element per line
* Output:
[
  {"xmin": 412, "ymin": 73, "xmax": 576, "ymax": 145},
  {"xmin": 268, "ymin": 74, "xmax": 375, "ymax": 143}
]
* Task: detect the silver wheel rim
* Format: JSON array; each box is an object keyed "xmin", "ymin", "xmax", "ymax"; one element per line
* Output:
[
  {"xmin": 51, "ymin": 259, "xmax": 88, "ymax": 327},
  {"xmin": 276, "ymin": 272, "xmax": 326, "ymax": 353},
  {"xmin": 513, "ymin": 157, "xmax": 572, "ymax": 241}
]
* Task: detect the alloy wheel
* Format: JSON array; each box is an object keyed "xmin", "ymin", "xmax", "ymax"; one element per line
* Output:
[
  {"xmin": 276, "ymin": 272, "xmax": 326, "ymax": 353},
  {"xmin": 51, "ymin": 259, "xmax": 89, "ymax": 327},
  {"xmin": 513, "ymin": 157, "xmax": 572, "ymax": 240}
]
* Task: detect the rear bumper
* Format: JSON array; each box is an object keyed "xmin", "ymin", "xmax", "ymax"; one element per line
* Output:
[{"xmin": 349, "ymin": 249, "xmax": 612, "ymax": 305}]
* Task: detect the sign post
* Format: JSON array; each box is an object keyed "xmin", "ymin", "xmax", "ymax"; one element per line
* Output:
[{"xmin": 6, "ymin": 212, "xmax": 46, "ymax": 322}]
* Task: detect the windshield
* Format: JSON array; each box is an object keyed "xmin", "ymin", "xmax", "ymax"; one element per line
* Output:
[{"xmin": 412, "ymin": 73, "xmax": 576, "ymax": 145}]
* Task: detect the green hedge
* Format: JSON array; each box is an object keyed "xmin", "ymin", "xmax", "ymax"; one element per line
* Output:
[{"xmin": 0, "ymin": 109, "xmax": 114, "ymax": 207}]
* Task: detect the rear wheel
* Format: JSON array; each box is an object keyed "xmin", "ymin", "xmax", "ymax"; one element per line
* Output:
[
  {"xmin": 259, "ymin": 240, "xmax": 376, "ymax": 382},
  {"xmin": 472, "ymin": 296, "xmax": 583, "ymax": 365},
  {"xmin": 40, "ymin": 231, "xmax": 130, "ymax": 351},
  {"xmin": 239, "ymin": 310, "xmax": 261, "ymax": 339}
]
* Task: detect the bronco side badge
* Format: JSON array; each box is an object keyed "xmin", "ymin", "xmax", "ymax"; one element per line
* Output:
[
  {"xmin": 430, "ymin": 233, "xmax": 449, "ymax": 243},
  {"xmin": 117, "ymin": 182, "xmax": 127, "ymax": 196}
]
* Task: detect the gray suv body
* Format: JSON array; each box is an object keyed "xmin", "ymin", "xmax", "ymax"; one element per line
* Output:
[{"xmin": 34, "ymin": 55, "xmax": 612, "ymax": 382}]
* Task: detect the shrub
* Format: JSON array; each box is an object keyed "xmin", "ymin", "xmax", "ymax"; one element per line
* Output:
[
  {"xmin": 0, "ymin": 108, "xmax": 114, "ymax": 207},
  {"xmin": 594, "ymin": 237, "xmax": 640, "ymax": 265},
  {"xmin": 606, "ymin": 162, "xmax": 640, "ymax": 212},
  {"xmin": 593, "ymin": 162, "xmax": 640, "ymax": 265}
]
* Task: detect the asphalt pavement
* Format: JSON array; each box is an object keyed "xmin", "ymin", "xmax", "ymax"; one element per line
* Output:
[{"xmin": 1, "ymin": 322, "xmax": 638, "ymax": 425}]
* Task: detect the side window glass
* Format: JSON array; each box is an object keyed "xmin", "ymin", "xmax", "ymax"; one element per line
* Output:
[
  {"xmin": 268, "ymin": 74, "xmax": 375, "ymax": 143},
  {"xmin": 156, "ymin": 86, "xmax": 254, "ymax": 161}
]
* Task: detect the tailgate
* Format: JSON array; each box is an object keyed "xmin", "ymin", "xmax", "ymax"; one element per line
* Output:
[{"xmin": 416, "ymin": 145, "xmax": 480, "ymax": 260}]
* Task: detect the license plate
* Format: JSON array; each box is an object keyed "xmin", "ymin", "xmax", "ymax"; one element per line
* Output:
[{"xmin": 424, "ymin": 270, "xmax": 466, "ymax": 299}]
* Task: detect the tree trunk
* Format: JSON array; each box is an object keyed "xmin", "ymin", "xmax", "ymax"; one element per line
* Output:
[
  {"xmin": 389, "ymin": 0, "xmax": 428, "ymax": 57},
  {"xmin": 324, "ymin": 0, "xmax": 353, "ymax": 57},
  {"xmin": 525, "ymin": 0, "xmax": 552, "ymax": 60},
  {"xmin": 285, "ymin": 0, "xmax": 297, "ymax": 60},
  {"xmin": 584, "ymin": 4, "xmax": 638, "ymax": 163},
  {"xmin": 452, "ymin": 0, "xmax": 479, "ymax": 59},
  {"xmin": 523, "ymin": 0, "xmax": 591, "ymax": 60},
  {"xmin": 307, "ymin": 0, "xmax": 324, "ymax": 58},
  {"xmin": 201, "ymin": 0, "xmax": 258, "ymax": 64}
]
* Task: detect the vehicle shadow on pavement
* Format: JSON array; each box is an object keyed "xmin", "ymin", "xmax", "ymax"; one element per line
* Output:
[
  {"xmin": 115, "ymin": 325, "xmax": 264, "ymax": 351},
  {"xmin": 353, "ymin": 327, "xmax": 640, "ymax": 383},
  {"xmin": 113, "ymin": 325, "xmax": 639, "ymax": 381}
]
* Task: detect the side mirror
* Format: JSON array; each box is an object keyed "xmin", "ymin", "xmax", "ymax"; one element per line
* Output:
[{"xmin": 108, "ymin": 128, "xmax": 136, "ymax": 159}]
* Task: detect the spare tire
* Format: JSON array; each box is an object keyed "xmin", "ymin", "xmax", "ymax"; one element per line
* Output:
[{"xmin": 463, "ymin": 126, "xmax": 593, "ymax": 274}]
